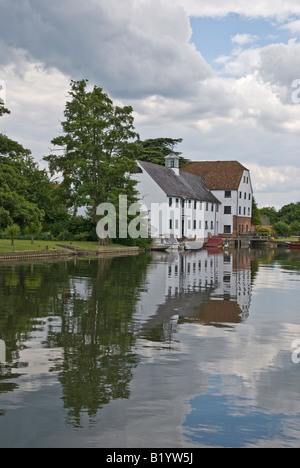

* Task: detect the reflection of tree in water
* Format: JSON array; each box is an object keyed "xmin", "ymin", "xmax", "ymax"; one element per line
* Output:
[
  {"xmin": 49, "ymin": 255, "xmax": 151, "ymax": 427},
  {"xmin": 250, "ymin": 249, "xmax": 300, "ymax": 280},
  {"xmin": 0, "ymin": 254, "xmax": 151, "ymax": 428},
  {"xmin": 0, "ymin": 262, "xmax": 71, "ymax": 396}
]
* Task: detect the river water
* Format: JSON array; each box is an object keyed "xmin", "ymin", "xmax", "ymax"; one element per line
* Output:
[{"xmin": 0, "ymin": 248, "xmax": 299, "ymax": 448}]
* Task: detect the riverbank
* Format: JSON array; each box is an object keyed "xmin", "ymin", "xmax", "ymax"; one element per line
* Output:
[{"xmin": 0, "ymin": 240, "xmax": 142, "ymax": 262}]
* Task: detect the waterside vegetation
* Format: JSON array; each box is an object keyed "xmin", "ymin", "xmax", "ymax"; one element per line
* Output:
[{"xmin": 0, "ymin": 79, "xmax": 299, "ymax": 253}]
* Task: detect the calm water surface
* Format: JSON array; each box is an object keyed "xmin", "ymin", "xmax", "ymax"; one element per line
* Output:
[{"xmin": 0, "ymin": 248, "xmax": 299, "ymax": 448}]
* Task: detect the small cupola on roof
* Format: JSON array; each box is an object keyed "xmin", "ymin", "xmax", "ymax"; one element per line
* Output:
[{"xmin": 165, "ymin": 153, "xmax": 180, "ymax": 176}]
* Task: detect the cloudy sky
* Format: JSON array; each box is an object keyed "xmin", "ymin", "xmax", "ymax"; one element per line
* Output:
[{"xmin": 1, "ymin": 0, "xmax": 300, "ymax": 208}]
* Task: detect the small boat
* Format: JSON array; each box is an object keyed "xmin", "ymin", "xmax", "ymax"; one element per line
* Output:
[
  {"xmin": 151, "ymin": 239, "xmax": 172, "ymax": 251},
  {"xmin": 184, "ymin": 241, "xmax": 204, "ymax": 251},
  {"xmin": 165, "ymin": 237, "xmax": 181, "ymax": 250},
  {"xmin": 288, "ymin": 237, "xmax": 300, "ymax": 249},
  {"xmin": 288, "ymin": 242, "xmax": 300, "ymax": 250},
  {"xmin": 206, "ymin": 237, "xmax": 224, "ymax": 249}
]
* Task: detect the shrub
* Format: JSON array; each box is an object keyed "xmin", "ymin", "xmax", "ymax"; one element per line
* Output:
[
  {"xmin": 73, "ymin": 232, "xmax": 91, "ymax": 241},
  {"xmin": 274, "ymin": 221, "xmax": 289, "ymax": 237},
  {"xmin": 256, "ymin": 227, "xmax": 273, "ymax": 236}
]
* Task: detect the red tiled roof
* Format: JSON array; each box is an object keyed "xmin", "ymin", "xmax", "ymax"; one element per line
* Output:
[{"xmin": 181, "ymin": 161, "xmax": 248, "ymax": 191}]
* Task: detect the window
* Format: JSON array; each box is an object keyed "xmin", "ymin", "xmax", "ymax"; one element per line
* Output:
[
  {"xmin": 206, "ymin": 203, "xmax": 209, "ymax": 211},
  {"xmin": 249, "ymin": 194, "xmax": 251, "ymax": 201},
  {"xmin": 175, "ymin": 219, "xmax": 179, "ymax": 230},
  {"xmin": 169, "ymin": 219, "xmax": 173, "ymax": 230},
  {"xmin": 239, "ymin": 192, "xmax": 242, "ymax": 199},
  {"xmin": 211, "ymin": 221, "xmax": 214, "ymax": 230},
  {"xmin": 244, "ymin": 193, "xmax": 247, "ymax": 199},
  {"xmin": 244, "ymin": 207, "xmax": 246, "ymax": 215},
  {"xmin": 211, "ymin": 204, "xmax": 214, "ymax": 211},
  {"xmin": 225, "ymin": 190, "xmax": 231, "ymax": 198},
  {"xmin": 199, "ymin": 202, "xmax": 202, "ymax": 211},
  {"xmin": 248, "ymin": 207, "xmax": 251, "ymax": 216},
  {"xmin": 239, "ymin": 206, "xmax": 241, "ymax": 215},
  {"xmin": 193, "ymin": 220, "xmax": 196, "ymax": 230},
  {"xmin": 216, "ymin": 205, "xmax": 219, "ymax": 212},
  {"xmin": 224, "ymin": 225, "xmax": 231, "ymax": 234},
  {"xmin": 194, "ymin": 201, "xmax": 197, "ymax": 210},
  {"xmin": 199, "ymin": 220, "xmax": 202, "ymax": 229},
  {"xmin": 188, "ymin": 200, "xmax": 191, "ymax": 208},
  {"xmin": 169, "ymin": 198, "xmax": 172, "ymax": 207},
  {"xmin": 224, "ymin": 206, "xmax": 232, "ymax": 214},
  {"xmin": 205, "ymin": 221, "xmax": 208, "ymax": 230},
  {"xmin": 176, "ymin": 198, "xmax": 179, "ymax": 208}
]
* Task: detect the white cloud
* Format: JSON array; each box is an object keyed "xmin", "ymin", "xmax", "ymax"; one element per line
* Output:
[
  {"xmin": 247, "ymin": 164, "xmax": 300, "ymax": 208},
  {"xmin": 259, "ymin": 39, "xmax": 300, "ymax": 89},
  {"xmin": 216, "ymin": 47, "xmax": 261, "ymax": 77},
  {"xmin": 1, "ymin": 49, "xmax": 69, "ymax": 165},
  {"xmin": 0, "ymin": 0, "xmax": 211, "ymax": 99},
  {"xmin": 1, "ymin": 0, "xmax": 300, "ymax": 207},
  {"xmin": 231, "ymin": 33, "xmax": 258, "ymax": 45},
  {"xmin": 167, "ymin": 0, "xmax": 300, "ymax": 20},
  {"xmin": 281, "ymin": 19, "xmax": 300, "ymax": 34}
]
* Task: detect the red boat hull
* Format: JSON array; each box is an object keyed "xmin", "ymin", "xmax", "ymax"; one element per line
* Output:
[
  {"xmin": 289, "ymin": 243, "xmax": 300, "ymax": 249},
  {"xmin": 206, "ymin": 237, "xmax": 224, "ymax": 248}
]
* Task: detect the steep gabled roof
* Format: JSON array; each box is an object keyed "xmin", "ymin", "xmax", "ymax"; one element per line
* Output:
[
  {"xmin": 181, "ymin": 161, "xmax": 249, "ymax": 191},
  {"xmin": 137, "ymin": 160, "xmax": 220, "ymax": 204}
]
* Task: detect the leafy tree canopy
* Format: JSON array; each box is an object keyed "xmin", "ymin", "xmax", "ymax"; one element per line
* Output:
[
  {"xmin": 137, "ymin": 137, "xmax": 190, "ymax": 167},
  {"xmin": 259, "ymin": 202, "xmax": 300, "ymax": 235},
  {"xmin": 0, "ymin": 105, "xmax": 67, "ymax": 232},
  {"xmin": 44, "ymin": 79, "xmax": 140, "ymax": 223},
  {"xmin": 278, "ymin": 202, "xmax": 300, "ymax": 225},
  {"xmin": 251, "ymin": 197, "xmax": 261, "ymax": 226},
  {"xmin": 0, "ymin": 134, "xmax": 44, "ymax": 230}
]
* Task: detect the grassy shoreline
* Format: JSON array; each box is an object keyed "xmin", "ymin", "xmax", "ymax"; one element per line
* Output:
[{"xmin": 0, "ymin": 239, "xmax": 127, "ymax": 253}]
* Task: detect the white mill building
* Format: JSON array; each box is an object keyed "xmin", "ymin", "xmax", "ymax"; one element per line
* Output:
[{"xmin": 133, "ymin": 154, "xmax": 221, "ymax": 242}]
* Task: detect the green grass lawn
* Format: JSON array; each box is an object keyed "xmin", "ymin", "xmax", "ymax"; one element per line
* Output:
[
  {"xmin": 0, "ymin": 239, "xmax": 100, "ymax": 253},
  {"xmin": 0, "ymin": 239, "xmax": 133, "ymax": 253}
]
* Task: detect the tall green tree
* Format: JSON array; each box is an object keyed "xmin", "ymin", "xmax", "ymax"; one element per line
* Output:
[
  {"xmin": 251, "ymin": 196, "xmax": 262, "ymax": 226},
  {"xmin": 0, "ymin": 132, "xmax": 45, "ymax": 230},
  {"xmin": 259, "ymin": 206, "xmax": 278, "ymax": 226},
  {"xmin": 137, "ymin": 137, "xmax": 190, "ymax": 167},
  {"xmin": 20, "ymin": 154, "xmax": 69, "ymax": 231},
  {"xmin": 0, "ymin": 101, "xmax": 66, "ymax": 233},
  {"xmin": 44, "ymin": 80, "xmax": 140, "ymax": 226},
  {"xmin": 278, "ymin": 202, "xmax": 300, "ymax": 225}
]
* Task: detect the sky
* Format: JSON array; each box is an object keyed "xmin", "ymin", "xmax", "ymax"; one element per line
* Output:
[{"xmin": 1, "ymin": 0, "xmax": 300, "ymax": 209}]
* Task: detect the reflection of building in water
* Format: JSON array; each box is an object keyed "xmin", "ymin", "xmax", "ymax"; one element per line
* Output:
[
  {"xmin": 0, "ymin": 340, "xmax": 6, "ymax": 363},
  {"xmin": 136, "ymin": 250, "xmax": 252, "ymax": 334}
]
